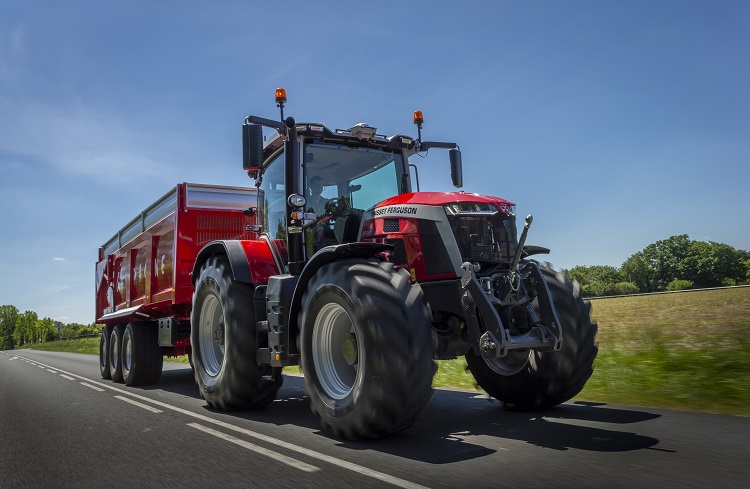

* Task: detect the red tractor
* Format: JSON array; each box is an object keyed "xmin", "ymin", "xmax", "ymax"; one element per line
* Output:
[{"xmin": 98, "ymin": 89, "xmax": 597, "ymax": 440}]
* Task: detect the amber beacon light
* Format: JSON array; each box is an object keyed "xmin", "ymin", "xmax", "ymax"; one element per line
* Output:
[
  {"xmin": 275, "ymin": 88, "xmax": 287, "ymax": 104},
  {"xmin": 413, "ymin": 110, "xmax": 424, "ymax": 143},
  {"xmin": 275, "ymin": 88, "xmax": 287, "ymax": 120},
  {"xmin": 413, "ymin": 110, "xmax": 424, "ymax": 125}
]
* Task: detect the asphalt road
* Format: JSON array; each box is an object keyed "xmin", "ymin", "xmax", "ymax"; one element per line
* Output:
[{"xmin": 1, "ymin": 350, "xmax": 748, "ymax": 489}]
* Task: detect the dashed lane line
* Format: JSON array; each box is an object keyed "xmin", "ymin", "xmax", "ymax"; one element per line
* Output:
[
  {"xmin": 114, "ymin": 395, "xmax": 163, "ymax": 413},
  {"xmin": 80, "ymin": 382, "xmax": 106, "ymax": 392},
  {"xmin": 59, "ymin": 374, "xmax": 75, "ymax": 380},
  {"xmin": 12, "ymin": 354, "xmax": 430, "ymax": 489},
  {"xmin": 188, "ymin": 423, "xmax": 319, "ymax": 473}
]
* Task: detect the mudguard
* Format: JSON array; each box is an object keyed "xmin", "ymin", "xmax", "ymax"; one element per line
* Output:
[
  {"xmin": 288, "ymin": 242, "xmax": 392, "ymax": 351},
  {"xmin": 192, "ymin": 240, "xmax": 280, "ymax": 286}
]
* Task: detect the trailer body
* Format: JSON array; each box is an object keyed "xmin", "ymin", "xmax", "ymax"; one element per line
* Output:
[{"xmin": 95, "ymin": 183, "xmax": 258, "ymax": 356}]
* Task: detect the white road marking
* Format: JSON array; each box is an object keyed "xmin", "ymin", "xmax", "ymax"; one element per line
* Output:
[
  {"xmin": 114, "ymin": 395, "xmax": 163, "ymax": 413},
  {"xmin": 185, "ymin": 418, "xmax": 431, "ymax": 489},
  {"xmin": 47, "ymin": 369, "xmax": 58, "ymax": 374},
  {"xmin": 37, "ymin": 365, "xmax": 46, "ymax": 369},
  {"xmin": 80, "ymin": 382, "xmax": 105, "ymax": 392},
  {"xmin": 12, "ymin": 355, "xmax": 429, "ymax": 489},
  {"xmin": 188, "ymin": 423, "xmax": 319, "ymax": 473},
  {"xmin": 59, "ymin": 374, "xmax": 75, "ymax": 380}
]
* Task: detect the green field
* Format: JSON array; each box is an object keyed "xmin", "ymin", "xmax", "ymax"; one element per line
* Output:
[
  {"xmin": 27, "ymin": 287, "xmax": 750, "ymax": 415},
  {"xmin": 581, "ymin": 287, "xmax": 750, "ymax": 415},
  {"xmin": 433, "ymin": 287, "xmax": 750, "ymax": 415}
]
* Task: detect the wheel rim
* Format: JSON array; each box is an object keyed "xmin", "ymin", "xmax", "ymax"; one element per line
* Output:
[
  {"xmin": 123, "ymin": 333, "xmax": 132, "ymax": 376},
  {"xmin": 110, "ymin": 333, "xmax": 119, "ymax": 370},
  {"xmin": 484, "ymin": 349, "xmax": 531, "ymax": 376},
  {"xmin": 99, "ymin": 335, "xmax": 107, "ymax": 369},
  {"xmin": 199, "ymin": 294, "xmax": 225, "ymax": 377},
  {"xmin": 312, "ymin": 302, "xmax": 359, "ymax": 400}
]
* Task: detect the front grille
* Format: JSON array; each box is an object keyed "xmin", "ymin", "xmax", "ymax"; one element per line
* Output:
[
  {"xmin": 383, "ymin": 218, "xmax": 400, "ymax": 233},
  {"xmin": 447, "ymin": 212, "xmax": 517, "ymax": 264}
]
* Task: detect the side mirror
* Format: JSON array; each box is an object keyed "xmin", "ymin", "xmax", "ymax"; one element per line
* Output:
[
  {"xmin": 449, "ymin": 148, "xmax": 463, "ymax": 188},
  {"xmin": 243, "ymin": 123, "xmax": 264, "ymax": 174}
]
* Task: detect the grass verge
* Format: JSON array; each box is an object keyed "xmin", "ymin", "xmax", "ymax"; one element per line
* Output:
[
  {"xmin": 580, "ymin": 287, "xmax": 750, "ymax": 416},
  {"xmin": 24, "ymin": 287, "xmax": 750, "ymax": 416},
  {"xmin": 31, "ymin": 337, "xmax": 100, "ymax": 355}
]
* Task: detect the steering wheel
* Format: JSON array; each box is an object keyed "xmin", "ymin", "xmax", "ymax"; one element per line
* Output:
[{"xmin": 323, "ymin": 198, "xmax": 339, "ymax": 216}]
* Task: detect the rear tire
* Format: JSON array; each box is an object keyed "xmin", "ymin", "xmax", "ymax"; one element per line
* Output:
[
  {"xmin": 466, "ymin": 266, "xmax": 598, "ymax": 410},
  {"xmin": 191, "ymin": 255, "xmax": 282, "ymax": 410},
  {"xmin": 109, "ymin": 324, "xmax": 125, "ymax": 383},
  {"xmin": 122, "ymin": 322, "xmax": 163, "ymax": 386},
  {"xmin": 99, "ymin": 325, "xmax": 113, "ymax": 380},
  {"xmin": 300, "ymin": 260, "xmax": 436, "ymax": 440}
]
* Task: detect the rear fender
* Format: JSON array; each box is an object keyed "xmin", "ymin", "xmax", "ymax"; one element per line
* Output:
[{"xmin": 192, "ymin": 240, "xmax": 280, "ymax": 286}]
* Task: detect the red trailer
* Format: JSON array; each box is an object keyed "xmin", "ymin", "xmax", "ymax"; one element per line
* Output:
[{"xmin": 95, "ymin": 183, "xmax": 259, "ymax": 384}]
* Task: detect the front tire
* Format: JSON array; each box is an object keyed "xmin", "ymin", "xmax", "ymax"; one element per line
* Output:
[
  {"xmin": 300, "ymin": 260, "xmax": 436, "ymax": 440},
  {"xmin": 191, "ymin": 255, "xmax": 282, "ymax": 410},
  {"xmin": 466, "ymin": 266, "xmax": 598, "ymax": 410}
]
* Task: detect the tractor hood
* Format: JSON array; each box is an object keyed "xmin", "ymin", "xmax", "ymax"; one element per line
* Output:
[
  {"xmin": 362, "ymin": 191, "xmax": 520, "ymax": 280},
  {"xmin": 375, "ymin": 192, "xmax": 516, "ymax": 215}
]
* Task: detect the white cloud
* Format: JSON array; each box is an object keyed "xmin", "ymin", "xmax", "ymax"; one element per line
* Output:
[
  {"xmin": 0, "ymin": 27, "xmax": 173, "ymax": 185},
  {"xmin": 52, "ymin": 257, "xmax": 65, "ymax": 261},
  {"xmin": 0, "ymin": 102, "xmax": 178, "ymax": 183}
]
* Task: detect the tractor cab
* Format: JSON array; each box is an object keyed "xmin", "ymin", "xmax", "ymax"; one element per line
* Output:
[
  {"xmin": 257, "ymin": 127, "xmax": 410, "ymax": 255},
  {"xmin": 245, "ymin": 93, "xmax": 457, "ymax": 272}
]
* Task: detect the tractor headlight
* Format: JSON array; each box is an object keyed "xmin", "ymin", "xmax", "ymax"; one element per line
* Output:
[{"xmin": 444, "ymin": 202, "xmax": 498, "ymax": 216}]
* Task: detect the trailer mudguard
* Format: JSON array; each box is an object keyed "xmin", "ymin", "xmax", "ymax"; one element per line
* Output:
[{"xmin": 192, "ymin": 240, "xmax": 280, "ymax": 286}]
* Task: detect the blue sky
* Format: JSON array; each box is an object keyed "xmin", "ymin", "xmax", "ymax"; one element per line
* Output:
[{"xmin": 1, "ymin": 0, "xmax": 748, "ymax": 324}]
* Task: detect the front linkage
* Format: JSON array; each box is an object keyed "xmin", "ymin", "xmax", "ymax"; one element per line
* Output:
[{"xmin": 460, "ymin": 215, "xmax": 563, "ymax": 360}]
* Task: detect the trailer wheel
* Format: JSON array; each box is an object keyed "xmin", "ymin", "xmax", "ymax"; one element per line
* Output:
[
  {"xmin": 191, "ymin": 255, "xmax": 282, "ymax": 410},
  {"xmin": 109, "ymin": 324, "xmax": 125, "ymax": 383},
  {"xmin": 300, "ymin": 260, "xmax": 436, "ymax": 440},
  {"xmin": 122, "ymin": 322, "xmax": 163, "ymax": 386},
  {"xmin": 99, "ymin": 325, "xmax": 113, "ymax": 380},
  {"xmin": 466, "ymin": 267, "xmax": 598, "ymax": 410}
]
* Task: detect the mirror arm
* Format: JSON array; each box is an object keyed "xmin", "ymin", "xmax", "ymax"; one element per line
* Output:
[
  {"xmin": 244, "ymin": 115, "xmax": 287, "ymax": 135},
  {"xmin": 419, "ymin": 141, "xmax": 457, "ymax": 151}
]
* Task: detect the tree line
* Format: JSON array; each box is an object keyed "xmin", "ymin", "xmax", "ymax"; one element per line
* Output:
[
  {"xmin": 565, "ymin": 234, "xmax": 750, "ymax": 297},
  {"xmin": 0, "ymin": 305, "xmax": 99, "ymax": 350}
]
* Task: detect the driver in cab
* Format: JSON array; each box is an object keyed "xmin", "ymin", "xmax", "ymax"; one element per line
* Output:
[{"xmin": 307, "ymin": 176, "xmax": 330, "ymax": 216}]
